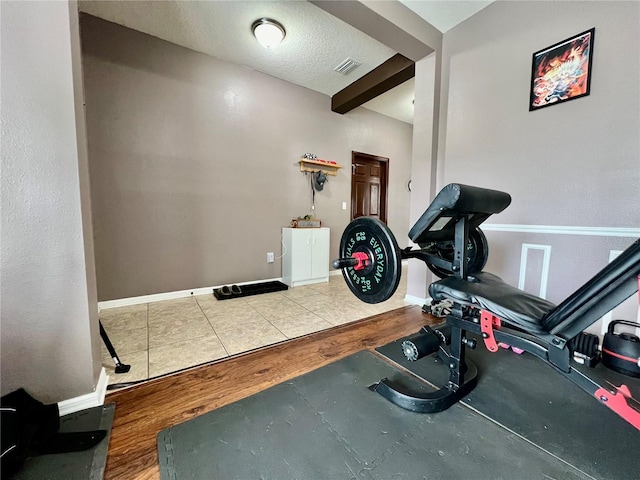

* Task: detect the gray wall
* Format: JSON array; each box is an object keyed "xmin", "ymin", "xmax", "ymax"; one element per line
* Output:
[
  {"xmin": 430, "ymin": 1, "xmax": 640, "ymax": 333},
  {"xmin": 406, "ymin": 54, "xmax": 438, "ymax": 300},
  {"xmin": 2, "ymin": 0, "xmax": 638, "ymax": 406},
  {"xmin": 440, "ymin": 1, "xmax": 639, "ymax": 227},
  {"xmin": 80, "ymin": 15, "xmax": 413, "ymax": 301},
  {"xmin": 1, "ymin": 1, "xmax": 101, "ymax": 401}
]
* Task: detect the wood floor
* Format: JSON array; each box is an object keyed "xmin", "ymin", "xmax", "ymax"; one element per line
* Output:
[{"xmin": 103, "ymin": 305, "xmax": 438, "ymax": 479}]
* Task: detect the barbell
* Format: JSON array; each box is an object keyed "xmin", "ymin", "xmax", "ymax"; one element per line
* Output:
[{"xmin": 332, "ymin": 217, "xmax": 489, "ymax": 304}]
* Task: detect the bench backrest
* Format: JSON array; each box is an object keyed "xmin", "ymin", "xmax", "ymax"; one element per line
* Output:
[
  {"xmin": 542, "ymin": 238, "xmax": 640, "ymax": 339},
  {"xmin": 408, "ymin": 184, "xmax": 512, "ymax": 245}
]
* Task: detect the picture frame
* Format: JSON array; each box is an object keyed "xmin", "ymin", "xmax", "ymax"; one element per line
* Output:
[{"xmin": 529, "ymin": 28, "xmax": 595, "ymax": 111}]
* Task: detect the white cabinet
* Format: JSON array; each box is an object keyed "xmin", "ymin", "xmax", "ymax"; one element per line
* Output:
[{"xmin": 282, "ymin": 227, "xmax": 330, "ymax": 287}]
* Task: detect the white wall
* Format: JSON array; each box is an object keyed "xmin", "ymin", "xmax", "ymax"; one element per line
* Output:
[{"xmin": 0, "ymin": 1, "xmax": 100, "ymax": 402}]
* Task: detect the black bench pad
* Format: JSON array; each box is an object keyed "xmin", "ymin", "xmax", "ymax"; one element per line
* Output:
[
  {"xmin": 408, "ymin": 184, "xmax": 511, "ymax": 244},
  {"xmin": 429, "ymin": 272, "xmax": 556, "ymax": 333}
]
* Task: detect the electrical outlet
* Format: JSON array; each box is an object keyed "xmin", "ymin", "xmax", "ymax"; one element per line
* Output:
[
  {"xmin": 267, "ymin": 252, "xmax": 275, "ymax": 263},
  {"xmin": 342, "ymin": 201, "xmax": 347, "ymax": 210}
]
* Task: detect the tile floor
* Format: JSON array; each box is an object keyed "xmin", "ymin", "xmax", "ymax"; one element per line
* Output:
[{"xmin": 100, "ymin": 267, "xmax": 410, "ymax": 387}]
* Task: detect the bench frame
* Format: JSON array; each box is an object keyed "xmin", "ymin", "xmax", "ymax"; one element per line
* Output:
[{"xmin": 375, "ymin": 184, "xmax": 640, "ymax": 430}]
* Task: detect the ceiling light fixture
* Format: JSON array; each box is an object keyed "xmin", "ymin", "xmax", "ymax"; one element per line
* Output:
[{"xmin": 252, "ymin": 18, "xmax": 286, "ymax": 50}]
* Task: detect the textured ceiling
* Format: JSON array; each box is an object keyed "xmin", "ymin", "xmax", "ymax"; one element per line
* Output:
[
  {"xmin": 78, "ymin": 1, "xmax": 494, "ymax": 125},
  {"xmin": 78, "ymin": 1, "xmax": 395, "ymax": 97}
]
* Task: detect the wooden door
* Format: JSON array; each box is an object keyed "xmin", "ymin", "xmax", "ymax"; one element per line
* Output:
[{"xmin": 351, "ymin": 152, "xmax": 388, "ymax": 222}]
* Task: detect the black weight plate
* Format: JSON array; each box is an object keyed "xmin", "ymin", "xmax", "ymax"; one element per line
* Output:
[
  {"xmin": 339, "ymin": 217, "xmax": 401, "ymax": 304},
  {"xmin": 426, "ymin": 227, "xmax": 489, "ymax": 279}
]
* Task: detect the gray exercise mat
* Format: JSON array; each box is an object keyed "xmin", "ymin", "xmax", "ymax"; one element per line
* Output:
[
  {"xmin": 15, "ymin": 403, "xmax": 115, "ymax": 480},
  {"xmin": 376, "ymin": 332, "xmax": 640, "ymax": 480},
  {"xmin": 158, "ymin": 351, "xmax": 593, "ymax": 480}
]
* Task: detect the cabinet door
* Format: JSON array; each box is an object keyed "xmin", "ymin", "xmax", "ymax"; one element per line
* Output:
[
  {"xmin": 291, "ymin": 230, "xmax": 312, "ymax": 281},
  {"xmin": 310, "ymin": 228, "xmax": 330, "ymax": 280}
]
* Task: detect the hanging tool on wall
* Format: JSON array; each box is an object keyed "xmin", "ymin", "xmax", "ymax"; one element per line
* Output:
[
  {"xmin": 301, "ymin": 153, "xmax": 328, "ymax": 214},
  {"xmin": 310, "ymin": 170, "xmax": 327, "ymax": 213}
]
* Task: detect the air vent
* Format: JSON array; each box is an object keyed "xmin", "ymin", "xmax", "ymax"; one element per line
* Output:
[{"xmin": 333, "ymin": 57, "xmax": 361, "ymax": 75}]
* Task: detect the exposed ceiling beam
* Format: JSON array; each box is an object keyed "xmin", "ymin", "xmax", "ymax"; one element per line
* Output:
[
  {"xmin": 310, "ymin": 0, "xmax": 436, "ymax": 61},
  {"xmin": 331, "ymin": 54, "xmax": 414, "ymax": 114},
  {"xmin": 311, "ymin": 1, "xmax": 439, "ymax": 116}
]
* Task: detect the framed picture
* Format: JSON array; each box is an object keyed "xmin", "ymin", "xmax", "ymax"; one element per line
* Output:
[{"xmin": 529, "ymin": 28, "xmax": 595, "ymax": 111}]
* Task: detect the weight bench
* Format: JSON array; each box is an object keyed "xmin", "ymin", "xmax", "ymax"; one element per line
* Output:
[{"xmin": 333, "ymin": 183, "xmax": 640, "ymax": 430}]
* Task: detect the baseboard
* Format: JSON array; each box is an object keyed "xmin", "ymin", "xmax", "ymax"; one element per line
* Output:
[
  {"xmin": 100, "ymin": 267, "xmax": 415, "ymax": 311},
  {"xmin": 404, "ymin": 294, "xmax": 429, "ymax": 306},
  {"xmin": 58, "ymin": 367, "xmax": 108, "ymax": 416},
  {"xmin": 98, "ymin": 277, "xmax": 284, "ymax": 310}
]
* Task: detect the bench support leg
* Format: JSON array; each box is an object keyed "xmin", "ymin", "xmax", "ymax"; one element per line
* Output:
[{"xmin": 370, "ymin": 325, "xmax": 478, "ymax": 413}]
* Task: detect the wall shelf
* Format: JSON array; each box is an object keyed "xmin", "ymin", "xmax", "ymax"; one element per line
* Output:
[{"xmin": 299, "ymin": 158, "xmax": 343, "ymax": 176}]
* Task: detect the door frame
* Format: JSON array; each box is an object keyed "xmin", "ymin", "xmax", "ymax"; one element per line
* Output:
[{"xmin": 351, "ymin": 151, "xmax": 389, "ymax": 223}]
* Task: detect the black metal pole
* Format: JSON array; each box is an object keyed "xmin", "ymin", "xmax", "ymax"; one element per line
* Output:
[{"xmin": 99, "ymin": 321, "xmax": 131, "ymax": 374}]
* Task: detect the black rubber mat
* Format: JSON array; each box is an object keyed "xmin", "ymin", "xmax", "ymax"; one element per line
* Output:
[
  {"xmin": 15, "ymin": 403, "xmax": 115, "ymax": 480},
  {"xmin": 158, "ymin": 351, "xmax": 595, "ymax": 480},
  {"xmin": 376, "ymin": 332, "xmax": 640, "ymax": 480},
  {"xmin": 213, "ymin": 281, "xmax": 287, "ymax": 300}
]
